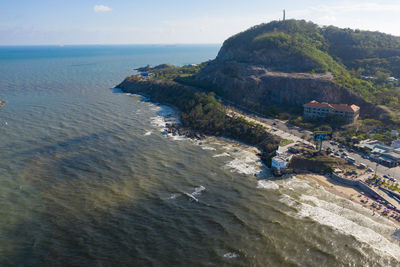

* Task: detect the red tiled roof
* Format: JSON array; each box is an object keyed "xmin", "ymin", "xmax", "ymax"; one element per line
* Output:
[{"xmin": 304, "ymin": 101, "xmax": 360, "ymax": 112}]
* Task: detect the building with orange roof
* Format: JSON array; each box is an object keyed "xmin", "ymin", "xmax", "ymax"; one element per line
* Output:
[{"xmin": 303, "ymin": 100, "xmax": 360, "ymax": 123}]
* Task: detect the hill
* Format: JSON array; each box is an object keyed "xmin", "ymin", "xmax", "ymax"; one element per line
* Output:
[{"xmin": 189, "ymin": 20, "xmax": 400, "ymax": 125}]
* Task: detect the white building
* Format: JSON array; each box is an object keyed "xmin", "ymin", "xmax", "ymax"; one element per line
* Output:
[
  {"xmin": 271, "ymin": 149, "xmax": 293, "ymax": 175},
  {"xmin": 387, "ymin": 77, "xmax": 398, "ymax": 83}
]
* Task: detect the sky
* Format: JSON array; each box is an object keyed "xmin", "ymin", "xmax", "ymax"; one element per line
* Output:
[{"xmin": 0, "ymin": 0, "xmax": 400, "ymax": 45}]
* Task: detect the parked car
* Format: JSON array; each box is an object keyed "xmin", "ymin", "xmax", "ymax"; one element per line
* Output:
[
  {"xmin": 359, "ymin": 163, "xmax": 367, "ymax": 169},
  {"xmin": 342, "ymin": 152, "xmax": 348, "ymax": 156},
  {"xmin": 383, "ymin": 174, "xmax": 389, "ymax": 179},
  {"xmin": 362, "ymin": 155, "xmax": 369, "ymax": 159},
  {"xmin": 347, "ymin": 157, "xmax": 356, "ymax": 164},
  {"xmin": 330, "ymin": 141, "xmax": 336, "ymax": 145},
  {"xmin": 339, "ymin": 149, "xmax": 344, "ymax": 152},
  {"xmin": 367, "ymin": 167, "xmax": 374, "ymax": 172},
  {"xmin": 334, "ymin": 152, "xmax": 340, "ymax": 156}
]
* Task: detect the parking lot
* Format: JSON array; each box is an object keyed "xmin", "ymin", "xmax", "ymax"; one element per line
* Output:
[{"xmin": 322, "ymin": 141, "xmax": 400, "ymax": 181}]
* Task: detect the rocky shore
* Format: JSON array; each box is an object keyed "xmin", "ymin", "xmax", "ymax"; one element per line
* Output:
[{"xmin": 165, "ymin": 122, "xmax": 206, "ymax": 140}]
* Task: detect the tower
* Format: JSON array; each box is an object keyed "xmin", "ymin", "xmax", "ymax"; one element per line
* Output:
[{"xmin": 283, "ymin": 9, "xmax": 286, "ymax": 21}]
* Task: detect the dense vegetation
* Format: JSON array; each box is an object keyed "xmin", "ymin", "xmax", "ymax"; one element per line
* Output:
[
  {"xmin": 119, "ymin": 74, "xmax": 281, "ymax": 164},
  {"xmin": 124, "ymin": 20, "xmax": 400, "ymax": 146},
  {"xmin": 222, "ymin": 19, "xmax": 400, "ymax": 110}
]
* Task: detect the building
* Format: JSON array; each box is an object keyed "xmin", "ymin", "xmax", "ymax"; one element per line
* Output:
[
  {"xmin": 271, "ymin": 149, "xmax": 293, "ymax": 175},
  {"xmin": 303, "ymin": 100, "xmax": 360, "ymax": 123},
  {"xmin": 392, "ymin": 138, "xmax": 400, "ymax": 149},
  {"xmin": 387, "ymin": 77, "xmax": 398, "ymax": 83},
  {"xmin": 357, "ymin": 139, "xmax": 400, "ymax": 167}
]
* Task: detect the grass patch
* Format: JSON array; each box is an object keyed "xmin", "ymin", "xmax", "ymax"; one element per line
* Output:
[{"xmin": 280, "ymin": 138, "xmax": 294, "ymax": 146}]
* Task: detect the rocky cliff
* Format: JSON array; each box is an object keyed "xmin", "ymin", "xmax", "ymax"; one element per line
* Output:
[
  {"xmin": 195, "ymin": 60, "xmax": 388, "ymax": 119},
  {"xmin": 193, "ymin": 20, "xmax": 398, "ymax": 120}
]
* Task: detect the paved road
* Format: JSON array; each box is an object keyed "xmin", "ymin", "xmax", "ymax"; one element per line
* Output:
[
  {"xmin": 225, "ymin": 100, "xmax": 400, "ymax": 180},
  {"xmin": 227, "ymin": 109, "xmax": 314, "ymax": 148}
]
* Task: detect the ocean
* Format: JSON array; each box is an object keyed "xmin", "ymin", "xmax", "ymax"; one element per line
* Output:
[{"xmin": 0, "ymin": 45, "xmax": 399, "ymax": 266}]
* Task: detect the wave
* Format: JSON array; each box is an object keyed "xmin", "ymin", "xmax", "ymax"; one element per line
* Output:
[
  {"xmin": 223, "ymin": 252, "xmax": 238, "ymax": 259},
  {"xmin": 201, "ymin": 146, "xmax": 216, "ymax": 151},
  {"xmin": 257, "ymin": 180, "xmax": 279, "ymax": 190},
  {"xmin": 183, "ymin": 186, "xmax": 206, "ymax": 202},
  {"xmin": 277, "ymin": 178, "xmax": 400, "ymax": 262},
  {"xmin": 213, "ymin": 152, "xmax": 230, "ymax": 158},
  {"xmin": 298, "ymin": 195, "xmax": 400, "ymax": 261}
]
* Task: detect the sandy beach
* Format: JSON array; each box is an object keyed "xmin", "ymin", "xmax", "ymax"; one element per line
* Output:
[{"xmin": 297, "ymin": 173, "xmax": 400, "ymax": 225}]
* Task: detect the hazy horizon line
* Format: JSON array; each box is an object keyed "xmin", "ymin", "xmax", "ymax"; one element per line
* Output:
[{"xmin": 0, "ymin": 43, "xmax": 222, "ymax": 47}]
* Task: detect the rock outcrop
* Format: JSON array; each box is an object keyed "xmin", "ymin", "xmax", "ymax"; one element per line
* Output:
[{"xmin": 195, "ymin": 60, "xmax": 388, "ymax": 119}]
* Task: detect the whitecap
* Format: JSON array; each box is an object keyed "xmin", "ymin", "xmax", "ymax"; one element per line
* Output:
[
  {"xmin": 225, "ymin": 158, "xmax": 259, "ymax": 175},
  {"xmin": 167, "ymin": 193, "xmax": 180, "ymax": 200},
  {"xmin": 201, "ymin": 146, "xmax": 216, "ymax": 151},
  {"xmin": 167, "ymin": 134, "xmax": 186, "ymax": 141},
  {"xmin": 257, "ymin": 180, "xmax": 279, "ymax": 190},
  {"xmin": 297, "ymin": 194, "xmax": 400, "ymax": 261},
  {"xmin": 281, "ymin": 176, "xmax": 313, "ymax": 191},
  {"xmin": 223, "ymin": 252, "xmax": 238, "ymax": 259},
  {"xmin": 192, "ymin": 185, "xmax": 206, "ymax": 196},
  {"xmin": 279, "ymin": 194, "xmax": 299, "ymax": 208},
  {"xmin": 213, "ymin": 152, "xmax": 230, "ymax": 158},
  {"xmin": 183, "ymin": 186, "xmax": 206, "ymax": 203},
  {"xmin": 144, "ymin": 131, "xmax": 152, "ymax": 136},
  {"xmin": 184, "ymin": 192, "xmax": 199, "ymax": 202},
  {"xmin": 150, "ymin": 116, "xmax": 166, "ymax": 130}
]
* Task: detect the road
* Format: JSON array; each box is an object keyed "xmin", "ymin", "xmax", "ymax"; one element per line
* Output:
[
  {"xmin": 322, "ymin": 141, "xmax": 400, "ymax": 179},
  {"xmin": 224, "ymin": 100, "xmax": 400, "ymax": 180},
  {"xmin": 227, "ymin": 109, "xmax": 314, "ymax": 148}
]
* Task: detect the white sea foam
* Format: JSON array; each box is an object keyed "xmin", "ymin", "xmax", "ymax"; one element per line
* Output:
[
  {"xmin": 279, "ymin": 194, "xmax": 299, "ymax": 208},
  {"xmin": 282, "ymin": 176, "xmax": 313, "ymax": 192},
  {"xmin": 167, "ymin": 134, "xmax": 186, "ymax": 141},
  {"xmin": 201, "ymin": 146, "xmax": 216, "ymax": 151},
  {"xmin": 297, "ymin": 196, "xmax": 400, "ymax": 261},
  {"xmin": 257, "ymin": 180, "xmax": 279, "ymax": 190},
  {"xmin": 150, "ymin": 116, "xmax": 166, "ymax": 130},
  {"xmin": 277, "ymin": 177, "xmax": 400, "ymax": 261},
  {"xmin": 225, "ymin": 158, "xmax": 259, "ymax": 175},
  {"xmin": 183, "ymin": 186, "xmax": 206, "ymax": 202},
  {"xmin": 213, "ymin": 152, "xmax": 230, "ymax": 158},
  {"xmin": 192, "ymin": 185, "xmax": 206, "ymax": 196},
  {"xmin": 223, "ymin": 252, "xmax": 238, "ymax": 259},
  {"xmin": 144, "ymin": 131, "xmax": 152, "ymax": 136},
  {"xmin": 167, "ymin": 193, "xmax": 180, "ymax": 200},
  {"xmin": 184, "ymin": 192, "xmax": 199, "ymax": 202}
]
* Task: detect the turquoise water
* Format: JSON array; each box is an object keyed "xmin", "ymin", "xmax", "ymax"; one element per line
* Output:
[{"xmin": 1, "ymin": 45, "xmax": 400, "ymax": 266}]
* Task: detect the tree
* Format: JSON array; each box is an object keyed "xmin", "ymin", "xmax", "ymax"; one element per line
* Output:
[{"xmin": 375, "ymin": 71, "xmax": 390, "ymax": 83}]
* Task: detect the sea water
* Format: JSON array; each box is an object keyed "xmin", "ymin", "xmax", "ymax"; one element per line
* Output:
[{"xmin": 0, "ymin": 45, "xmax": 399, "ymax": 266}]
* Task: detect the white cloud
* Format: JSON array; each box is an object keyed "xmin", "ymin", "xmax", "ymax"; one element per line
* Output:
[{"xmin": 94, "ymin": 5, "xmax": 112, "ymax": 13}]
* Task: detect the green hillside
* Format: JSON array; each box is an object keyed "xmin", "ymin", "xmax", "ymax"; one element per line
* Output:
[{"xmin": 220, "ymin": 20, "xmax": 400, "ymax": 114}]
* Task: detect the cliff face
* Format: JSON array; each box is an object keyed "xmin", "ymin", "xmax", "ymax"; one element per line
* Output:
[
  {"xmin": 191, "ymin": 19, "xmax": 400, "ymax": 120},
  {"xmin": 195, "ymin": 57, "xmax": 388, "ymax": 119}
]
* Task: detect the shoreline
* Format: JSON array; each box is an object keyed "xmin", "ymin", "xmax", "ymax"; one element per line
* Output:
[
  {"xmin": 138, "ymin": 89, "xmax": 400, "ymax": 226},
  {"xmin": 296, "ymin": 174, "xmax": 400, "ymax": 226}
]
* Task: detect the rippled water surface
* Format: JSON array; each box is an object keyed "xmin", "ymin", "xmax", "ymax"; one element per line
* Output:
[{"xmin": 1, "ymin": 45, "xmax": 400, "ymax": 266}]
